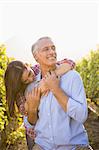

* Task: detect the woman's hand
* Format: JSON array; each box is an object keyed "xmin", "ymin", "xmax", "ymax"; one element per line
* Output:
[
  {"xmin": 25, "ymin": 87, "xmax": 41, "ymax": 113},
  {"xmin": 25, "ymin": 87, "xmax": 41, "ymax": 125},
  {"xmin": 26, "ymin": 128, "xmax": 36, "ymax": 140},
  {"xmin": 39, "ymin": 79, "xmax": 49, "ymax": 96},
  {"xmin": 44, "ymin": 71, "xmax": 60, "ymax": 93}
]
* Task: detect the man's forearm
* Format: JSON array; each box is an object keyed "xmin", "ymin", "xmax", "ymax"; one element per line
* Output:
[{"xmin": 52, "ymin": 87, "xmax": 68, "ymax": 112}]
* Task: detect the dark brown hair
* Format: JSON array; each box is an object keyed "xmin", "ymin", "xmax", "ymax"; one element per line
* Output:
[{"xmin": 4, "ymin": 60, "xmax": 26, "ymax": 116}]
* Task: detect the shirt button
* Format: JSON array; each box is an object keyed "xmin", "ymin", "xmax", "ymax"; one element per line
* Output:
[
  {"xmin": 50, "ymin": 137, "xmax": 53, "ymax": 141},
  {"xmin": 48, "ymin": 113, "xmax": 50, "ymax": 116}
]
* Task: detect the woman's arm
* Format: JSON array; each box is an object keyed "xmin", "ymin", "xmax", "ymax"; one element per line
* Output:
[
  {"xmin": 32, "ymin": 58, "xmax": 76, "ymax": 96},
  {"xmin": 16, "ymin": 92, "xmax": 38, "ymax": 140},
  {"xmin": 55, "ymin": 63, "xmax": 72, "ymax": 76},
  {"xmin": 57, "ymin": 58, "xmax": 75, "ymax": 68},
  {"xmin": 32, "ymin": 58, "xmax": 75, "ymax": 76},
  {"xmin": 16, "ymin": 93, "xmax": 27, "ymax": 115},
  {"xmin": 55, "ymin": 58, "xmax": 75, "ymax": 76}
]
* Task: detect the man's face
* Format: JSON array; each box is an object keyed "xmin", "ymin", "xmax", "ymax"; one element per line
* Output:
[{"xmin": 34, "ymin": 38, "xmax": 57, "ymax": 68}]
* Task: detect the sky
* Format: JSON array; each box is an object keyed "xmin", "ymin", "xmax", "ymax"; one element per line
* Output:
[{"xmin": 0, "ymin": 0, "xmax": 99, "ymax": 65}]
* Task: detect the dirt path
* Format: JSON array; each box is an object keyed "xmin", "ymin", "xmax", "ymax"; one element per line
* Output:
[{"xmin": 85, "ymin": 111, "xmax": 99, "ymax": 150}]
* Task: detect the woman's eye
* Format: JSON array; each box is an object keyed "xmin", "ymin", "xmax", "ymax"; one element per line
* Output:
[
  {"xmin": 24, "ymin": 66, "xmax": 28, "ymax": 70},
  {"xmin": 27, "ymin": 70, "xmax": 31, "ymax": 78}
]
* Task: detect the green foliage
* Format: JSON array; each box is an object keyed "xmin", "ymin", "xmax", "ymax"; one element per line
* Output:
[
  {"xmin": 0, "ymin": 44, "xmax": 8, "ymax": 131},
  {"xmin": 76, "ymin": 50, "xmax": 99, "ymax": 103},
  {"xmin": 0, "ymin": 44, "xmax": 25, "ymax": 150},
  {"xmin": 7, "ymin": 124, "xmax": 25, "ymax": 145},
  {"xmin": 5, "ymin": 115, "xmax": 25, "ymax": 149}
]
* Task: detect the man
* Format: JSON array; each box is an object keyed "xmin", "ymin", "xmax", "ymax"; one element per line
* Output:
[{"xmin": 24, "ymin": 37, "xmax": 90, "ymax": 150}]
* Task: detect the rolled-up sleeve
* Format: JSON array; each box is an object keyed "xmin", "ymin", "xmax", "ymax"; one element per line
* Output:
[{"xmin": 67, "ymin": 72, "xmax": 88, "ymax": 123}]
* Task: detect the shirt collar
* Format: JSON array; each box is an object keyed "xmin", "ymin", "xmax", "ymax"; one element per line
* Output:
[{"xmin": 35, "ymin": 64, "xmax": 58, "ymax": 83}]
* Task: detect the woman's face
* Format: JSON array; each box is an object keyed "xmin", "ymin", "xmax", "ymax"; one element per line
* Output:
[{"xmin": 21, "ymin": 65, "xmax": 35, "ymax": 84}]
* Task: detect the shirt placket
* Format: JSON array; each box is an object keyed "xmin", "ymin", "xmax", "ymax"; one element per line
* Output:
[{"xmin": 46, "ymin": 93, "xmax": 54, "ymax": 146}]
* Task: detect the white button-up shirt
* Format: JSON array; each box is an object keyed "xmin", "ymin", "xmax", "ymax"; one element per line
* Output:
[{"xmin": 24, "ymin": 70, "xmax": 89, "ymax": 150}]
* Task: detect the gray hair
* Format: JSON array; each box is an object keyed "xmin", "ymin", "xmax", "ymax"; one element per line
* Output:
[{"xmin": 31, "ymin": 36, "xmax": 52, "ymax": 54}]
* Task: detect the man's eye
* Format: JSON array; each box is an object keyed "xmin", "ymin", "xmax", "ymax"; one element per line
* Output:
[
  {"xmin": 51, "ymin": 45, "xmax": 56, "ymax": 50},
  {"xmin": 44, "ymin": 48, "xmax": 49, "ymax": 51}
]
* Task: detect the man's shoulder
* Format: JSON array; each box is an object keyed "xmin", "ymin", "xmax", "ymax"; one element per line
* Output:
[
  {"xmin": 63, "ymin": 70, "xmax": 80, "ymax": 78},
  {"xmin": 61, "ymin": 70, "xmax": 82, "ymax": 84},
  {"xmin": 25, "ymin": 73, "xmax": 41, "ymax": 94},
  {"xmin": 25, "ymin": 82, "xmax": 36, "ymax": 95}
]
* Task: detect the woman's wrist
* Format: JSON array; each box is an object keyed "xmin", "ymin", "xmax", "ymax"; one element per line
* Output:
[{"xmin": 28, "ymin": 107, "xmax": 38, "ymax": 114}]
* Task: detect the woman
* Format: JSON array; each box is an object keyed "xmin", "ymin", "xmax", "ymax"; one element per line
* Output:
[{"xmin": 4, "ymin": 59, "xmax": 75, "ymax": 150}]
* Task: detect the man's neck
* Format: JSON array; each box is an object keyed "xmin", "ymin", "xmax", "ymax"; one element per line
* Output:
[{"xmin": 40, "ymin": 65, "xmax": 56, "ymax": 77}]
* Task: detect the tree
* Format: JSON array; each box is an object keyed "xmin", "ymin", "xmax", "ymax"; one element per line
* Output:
[{"xmin": 76, "ymin": 50, "xmax": 99, "ymax": 104}]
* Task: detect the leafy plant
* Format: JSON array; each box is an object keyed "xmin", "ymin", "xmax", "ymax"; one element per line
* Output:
[{"xmin": 76, "ymin": 50, "xmax": 99, "ymax": 104}]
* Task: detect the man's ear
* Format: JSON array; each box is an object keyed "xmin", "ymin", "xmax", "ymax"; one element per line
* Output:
[{"xmin": 33, "ymin": 53, "xmax": 38, "ymax": 62}]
